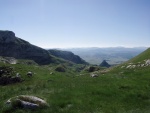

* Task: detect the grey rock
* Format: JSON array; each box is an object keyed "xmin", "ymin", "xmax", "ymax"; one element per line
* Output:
[
  {"xmin": 4, "ymin": 57, "xmax": 17, "ymax": 64},
  {"xmin": 145, "ymin": 59, "xmax": 150, "ymax": 65},
  {"xmin": 90, "ymin": 73, "xmax": 98, "ymax": 77},
  {"xmin": 27, "ymin": 71, "xmax": 33, "ymax": 77},
  {"xmin": 6, "ymin": 95, "xmax": 48, "ymax": 109},
  {"xmin": 126, "ymin": 65, "xmax": 132, "ymax": 69},
  {"xmin": 20, "ymin": 100, "xmax": 39, "ymax": 109}
]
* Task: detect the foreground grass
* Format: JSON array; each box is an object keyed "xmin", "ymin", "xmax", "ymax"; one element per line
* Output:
[{"xmin": 0, "ymin": 63, "xmax": 150, "ymax": 113}]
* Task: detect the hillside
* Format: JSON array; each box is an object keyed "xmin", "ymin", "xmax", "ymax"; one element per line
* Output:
[
  {"xmin": 48, "ymin": 49, "xmax": 87, "ymax": 64},
  {"xmin": 0, "ymin": 30, "xmax": 55, "ymax": 65},
  {"xmin": 0, "ymin": 48, "xmax": 150, "ymax": 113},
  {"xmin": 116, "ymin": 48, "xmax": 150, "ymax": 70},
  {"xmin": 127, "ymin": 48, "xmax": 150, "ymax": 63}
]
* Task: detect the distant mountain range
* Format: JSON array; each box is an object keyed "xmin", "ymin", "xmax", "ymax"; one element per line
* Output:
[
  {"xmin": 0, "ymin": 30, "xmax": 87, "ymax": 65},
  {"xmin": 63, "ymin": 47, "xmax": 148, "ymax": 65}
]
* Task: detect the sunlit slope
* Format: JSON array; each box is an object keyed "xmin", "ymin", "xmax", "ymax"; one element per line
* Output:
[
  {"xmin": 127, "ymin": 48, "xmax": 150, "ymax": 63},
  {"xmin": 113, "ymin": 48, "xmax": 150, "ymax": 70}
]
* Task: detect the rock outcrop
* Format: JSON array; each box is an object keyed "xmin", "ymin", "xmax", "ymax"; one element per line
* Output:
[
  {"xmin": 0, "ymin": 30, "xmax": 16, "ymax": 43},
  {"xmin": 0, "ymin": 56, "xmax": 17, "ymax": 64},
  {"xmin": 0, "ymin": 66, "xmax": 23, "ymax": 85},
  {"xmin": 100, "ymin": 60, "xmax": 110, "ymax": 68},
  {"xmin": 121, "ymin": 59, "xmax": 150, "ymax": 69},
  {"xmin": 0, "ymin": 30, "xmax": 54, "ymax": 65}
]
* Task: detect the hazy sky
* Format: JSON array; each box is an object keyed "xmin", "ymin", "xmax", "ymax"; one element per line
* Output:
[{"xmin": 0, "ymin": 0, "xmax": 150, "ymax": 48}]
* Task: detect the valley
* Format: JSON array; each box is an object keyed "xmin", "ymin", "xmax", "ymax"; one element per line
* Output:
[
  {"xmin": 64, "ymin": 47, "xmax": 147, "ymax": 65},
  {"xmin": 0, "ymin": 53, "xmax": 150, "ymax": 113},
  {"xmin": 0, "ymin": 30, "xmax": 150, "ymax": 113}
]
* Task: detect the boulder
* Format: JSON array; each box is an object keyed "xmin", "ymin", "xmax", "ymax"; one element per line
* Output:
[
  {"xmin": 126, "ymin": 65, "xmax": 132, "ymax": 69},
  {"xmin": 6, "ymin": 95, "xmax": 48, "ymax": 109},
  {"xmin": 145, "ymin": 59, "xmax": 150, "ymax": 65},
  {"xmin": 90, "ymin": 74, "xmax": 98, "ymax": 77},
  {"xmin": 27, "ymin": 72, "xmax": 33, "ymax": 77}
]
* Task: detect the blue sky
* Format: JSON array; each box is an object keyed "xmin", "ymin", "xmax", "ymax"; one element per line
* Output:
[{"xmin": 0, "ymin": 0, "xmax": 150, "ymax": 48}]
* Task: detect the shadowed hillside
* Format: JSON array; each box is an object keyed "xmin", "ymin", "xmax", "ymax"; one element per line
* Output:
[{"xmin": 48, "ymin": 49, "xmax": 87, "ymax": 64}]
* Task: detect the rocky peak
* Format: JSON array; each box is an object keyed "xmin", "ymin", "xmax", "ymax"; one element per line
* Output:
[
  {"xmin": 100, "ymin": 60, "xmax": 110, "ymax": 68},
  {"xmin": 0, "ymin": 30, "xmax": 54, "ymax": 65},
  {"xmin": 0, "ymin": 30, "xmax": 16, "ymax": 43}
]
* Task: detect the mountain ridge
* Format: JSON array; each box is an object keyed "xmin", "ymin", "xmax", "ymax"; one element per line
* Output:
[
  {"xmin": 0, "ymin": 30, "xmax": 86, "ymax": 65},
  {"xmin": 48, "ymin": 49, "xmax": 87, "ymax": 64}
]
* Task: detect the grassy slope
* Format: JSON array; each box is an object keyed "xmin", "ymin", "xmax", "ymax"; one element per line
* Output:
[
  {"xmin": 0, "ymin": 51, "xmax": 150, "ymax": 113},
  {"xmin": 126, "ymin": 48, "xmax": 150, "ymax": 64}
]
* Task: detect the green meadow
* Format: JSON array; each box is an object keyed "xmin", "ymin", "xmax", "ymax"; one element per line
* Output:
[{"xmin": 0, "ymin": 58, "xmax": 150, "ymax": 113}]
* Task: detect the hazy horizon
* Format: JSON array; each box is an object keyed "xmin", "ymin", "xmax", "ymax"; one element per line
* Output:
[
  {"xmin": 45, "ymin": 46, "xmax": 149, "ymax": 50},
  {"xmin": 1, "ymin": 0, "xmax": 150, "ymax": 48}
]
